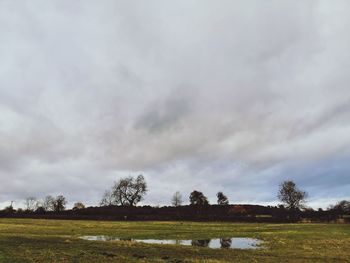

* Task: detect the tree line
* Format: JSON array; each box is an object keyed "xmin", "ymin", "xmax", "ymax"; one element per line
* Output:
[
  {"xmin": 5, "ymin": 195, "xmax": 80, "ymax": 214},
  {"xmin": 2, "ymin": 175, "xmax": 350, "ymax": 216},
  {"xmin": 98, "ymin": 175, "xmax": 309, "ymax": 211}
]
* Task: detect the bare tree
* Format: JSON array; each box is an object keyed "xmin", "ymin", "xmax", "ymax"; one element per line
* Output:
[
  {"xmin": 111, "ymin": 175, "xmax": 147, "ymax": 206},
  {"xmin": 100, "ymin": 190, "xmax": 115, "ymax": 206},
  {"xmin": 42, "ymin": 195, "xmax": 55, "ymax": 211},
  {"xmin": 171, "ymin": 191, "xmax": 183, "ymax": 206},
  {"xmin": 25, "ymin": 197, "xmax": 38, "ymax": 211},
  {"xmin": 216, "ymin": 192, "xmax": 229, "ymax": 205},
  {"xmin": 278, "ymin": 180, "xmax": 307, "ymax": 210}
]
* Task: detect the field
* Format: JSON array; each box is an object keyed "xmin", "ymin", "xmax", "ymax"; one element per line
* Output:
[{"xmin": 0, "ymin": 219, "xmax": 349, "ymax": 262}]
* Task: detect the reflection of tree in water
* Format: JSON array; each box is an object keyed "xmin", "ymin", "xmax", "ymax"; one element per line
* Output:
[
  {"xmin": 175, "ymin": 240, "xmax": 182, "ymax": 245},
  {"xmin": 191, "ymin": 239, "xmax": 211, "ymax": 247},
  {"xmin": 220, "ymin": 238, "xmax": 232, "ymax": 248},
  {"xmin": 103, "ymin": 236, "xmax": 119, "ymax": 241},
  {"xmin": 119, "ymin": 238, "xmax": 132, "ymax": 241}
]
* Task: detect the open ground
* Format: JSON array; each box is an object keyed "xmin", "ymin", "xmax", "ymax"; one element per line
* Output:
[{"xmin": 0, "ymin": 219, "xmax": 349, "ymax": 262}]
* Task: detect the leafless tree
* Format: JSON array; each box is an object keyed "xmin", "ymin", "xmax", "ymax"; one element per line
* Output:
[
  {"xmin": 25, "ymin": 197, "xmax": 38, "ymax": 211},
  {"xmin": 100, "ymin": 190, "xmax": 115, "ymax": 206},
  {"xmin": 171, "ymin": 191, "xmax": 183, "ymax": 206},
  {"xmin": 42, "ymin": 195, "xmax": 55, "ymax": 211},
  {"xmin": 111, "ymin": 175, "xmax": 147, "ymax": 206}
]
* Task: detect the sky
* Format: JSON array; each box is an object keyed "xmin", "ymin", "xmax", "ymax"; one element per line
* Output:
[{"xmin": 0, "ymin": 0, "xmax": 349, "ymax": 209}]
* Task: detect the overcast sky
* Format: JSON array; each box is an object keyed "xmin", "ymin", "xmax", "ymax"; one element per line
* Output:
[{"xmin": 0, "ymin": 1, "xmax": 349, "ymax": 209}]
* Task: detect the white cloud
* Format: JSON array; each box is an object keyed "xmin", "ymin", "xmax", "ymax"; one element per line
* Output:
[{"xmin": 0, "ymin": 0, "xmax": 349, "ymax": 208}]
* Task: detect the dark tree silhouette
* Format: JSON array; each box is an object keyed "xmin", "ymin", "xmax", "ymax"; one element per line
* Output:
[
  {"xmin": 111, "ymin": 175, "xmax": 147, "ymax": 206},
  {"xmin": 189, "ymin": 190, "xmax": 209, "ymax": 206},
  {"xmin": 3, "ymin": 203, "xmax": 14, "ymax": 214},
  {"xmin": 278, "ymin": 180, "xmax": 307, "ymax": 210},
  {"xmin": 53, "ymin": 195, "xmax": 67, "ymax": 212},
  {"xmin": 35, "ymin": 206, "xmax": 46, "ymax": 214},
  {"xmin": 216, "ymin": 192, "xmax": 229, "ymax": 205},
  {"xmin": 330, "ymin": 200, "xmax": 350, "ymax": 214}
]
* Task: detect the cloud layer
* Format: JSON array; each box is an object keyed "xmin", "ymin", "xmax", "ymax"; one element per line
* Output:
[{"xmin": 0, "ymin": 1, "xmax": 349, "ymax": 208}]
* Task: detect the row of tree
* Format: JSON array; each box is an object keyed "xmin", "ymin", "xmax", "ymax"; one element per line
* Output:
[
  {"xmin": 4, "ymin": 175, "xmax": 349, "ymax": 215},
  {"xmin": 98, "ymin": 175, "xmax": 307, "ymax": 210},
  {"xmin": 18, "ymin": 195, "xmax": 80, "ymax": 213},
  {"xmin": 98, "ymin": 176, "xmax": 349, "ymax": 214},
  {"xmin": 171, "ymin": 191, "xmax": 229, "ymax": 206},
  {"xmin": 98, "ymin": 175, "xmax": 230, "ymax": 207}
]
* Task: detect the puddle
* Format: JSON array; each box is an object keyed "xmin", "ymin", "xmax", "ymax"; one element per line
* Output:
[{"xmin": 79, "ymin": 236, "xmax": 262, "ymax": 249}]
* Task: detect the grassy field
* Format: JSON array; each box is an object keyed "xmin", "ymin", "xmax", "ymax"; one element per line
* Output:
[{"xmin": 0, "ymin": 219, "xmax": 349, "ymax": 262}]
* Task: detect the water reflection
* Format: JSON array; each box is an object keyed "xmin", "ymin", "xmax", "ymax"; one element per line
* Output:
[
  {"xmin": 191, "ymin": 239, "xmax": 210, "ymax": 247},
  {"xmin": 119, "ymin": 238, "xmax": 132, "ymax": 241},
  {"xmin": 220, "ymin": 238, "xmax": 232, "ymax": 249},
  {"xmin": 80, "ymin": 236, "xmax": 262, "ymax": 249}
]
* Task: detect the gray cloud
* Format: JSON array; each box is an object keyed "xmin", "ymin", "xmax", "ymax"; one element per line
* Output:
[{"xmin": 0, "ymin": 0, "xmax": 349, "ymax": 209}]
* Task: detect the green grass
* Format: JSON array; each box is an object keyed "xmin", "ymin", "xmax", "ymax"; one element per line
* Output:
[{"xmin": 0, "ymin": 219, "xmax": 349, "ymax": 262}]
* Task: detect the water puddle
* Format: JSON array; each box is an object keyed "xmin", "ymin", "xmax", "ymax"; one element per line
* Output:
[{"xmin": 79, "ymin": 236, "xmax": 262, "ymax": 249}]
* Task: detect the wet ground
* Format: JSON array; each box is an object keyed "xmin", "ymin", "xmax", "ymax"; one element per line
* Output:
[{"xmin": 79, "ymin": 235, "xmax": 262, "ymax": 249}]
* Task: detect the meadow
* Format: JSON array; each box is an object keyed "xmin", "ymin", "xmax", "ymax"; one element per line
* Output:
[{"xmin": 0, "ymin": 218, "xmax": 349, "ymax": 262}]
